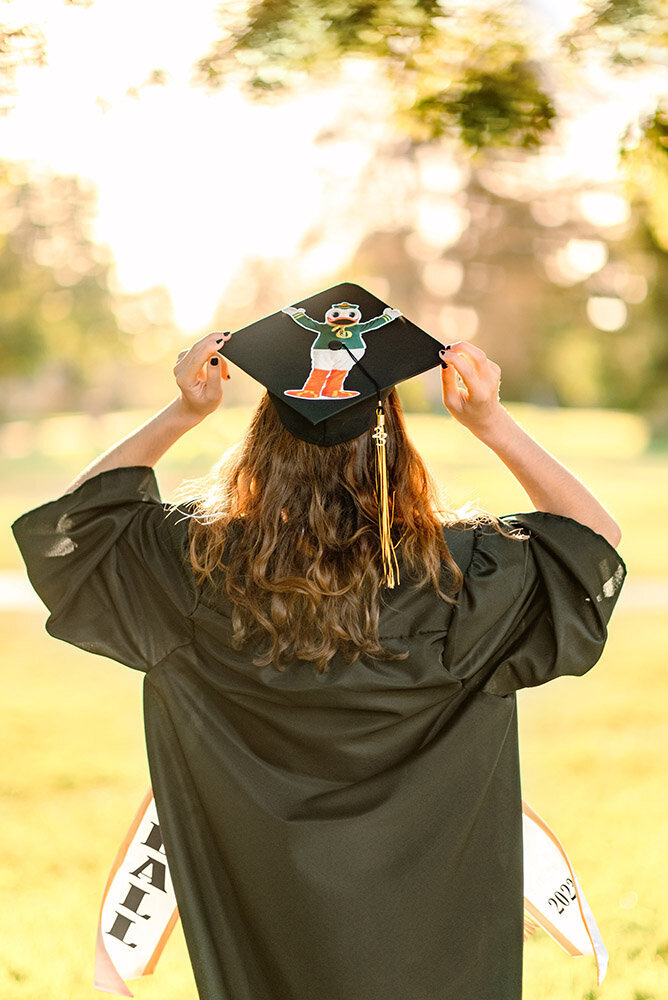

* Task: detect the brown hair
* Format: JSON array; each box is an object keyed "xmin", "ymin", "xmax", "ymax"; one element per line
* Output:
[{"xmin": 179, "ymin": 391, "xmax": 468, "ymax": 673}]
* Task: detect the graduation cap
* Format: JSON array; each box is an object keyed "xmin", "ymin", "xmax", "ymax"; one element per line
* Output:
[
  {"xmin": 218, "ymin": 282, "xmax": 444, "ymax": 586},
  {"xmin": 218, "ymin": 282, "xmax": 443, "ymax": 445}
]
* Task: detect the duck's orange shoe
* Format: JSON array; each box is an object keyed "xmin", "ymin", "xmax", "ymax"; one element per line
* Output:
[
  {"xmin": 284, "ymin": 369, "xmax": 328, "ymax": 398},
  {"xmin": 321, "ymin": 370, "xmax": 359, "ymax": 398}
]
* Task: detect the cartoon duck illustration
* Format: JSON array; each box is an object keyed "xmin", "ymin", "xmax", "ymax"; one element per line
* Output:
[{"xmin": 281, "ymin": 301, "xmax": 402, "ymax": 399}]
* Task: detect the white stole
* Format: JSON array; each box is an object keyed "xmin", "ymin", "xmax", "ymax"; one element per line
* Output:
[{"xmin": 94, "ymin": 792, "xmax": 608, "ymax": 995}]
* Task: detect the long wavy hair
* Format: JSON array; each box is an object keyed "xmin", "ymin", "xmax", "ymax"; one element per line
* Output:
[{"xmin": 178, "ymin": 391, "xmax": 471, "ymax": 673}]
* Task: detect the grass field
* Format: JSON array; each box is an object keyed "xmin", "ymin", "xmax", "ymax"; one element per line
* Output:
[{"xmin": 1, "ymin": 404, "xmax": 667, "ymax": 1000}]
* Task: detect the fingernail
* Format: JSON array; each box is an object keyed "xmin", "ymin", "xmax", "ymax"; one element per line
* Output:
[
  {"xmin": 226, "ymin": 374, "xmax": 231, "ymax": 380},
  {"xmin": 210, "ymin": 357, "xmax": 219, "ymax": 366},
  {"xmin": 445, "ymin": 345, "xmax": 452, "ymax": 350},
  {"xmin": 440, "ymin": 361, "xmax": 448, "ymax": 369}
]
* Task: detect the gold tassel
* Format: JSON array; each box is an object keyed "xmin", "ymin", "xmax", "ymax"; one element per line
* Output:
[{"xmin": 372, "ymin": 402, "xmax": 400, "ymax": 588}]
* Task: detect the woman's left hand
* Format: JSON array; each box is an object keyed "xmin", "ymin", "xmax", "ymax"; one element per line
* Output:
[
  {"xmin": 439, "ymin": 340, "xmax": 504, "ymax": 440},
  {"xmin": 174, "ymin": 331, "xmax": 231, "ymax": 423}
]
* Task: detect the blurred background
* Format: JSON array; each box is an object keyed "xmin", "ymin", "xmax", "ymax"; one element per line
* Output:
[{"xmin": 1, "ymin": 1, "xmax": 667, "ymax": 999}]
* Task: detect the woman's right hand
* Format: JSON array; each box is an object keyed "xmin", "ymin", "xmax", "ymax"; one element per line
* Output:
[
  {"xmin": 174, "ymin": 331, "xmax": 231, "ymax": 423},
  {"xmin": 440, "ymin": 341, "xmax": 621, "ymax": 545},
  {"xmin": 440, "ymin": 340, "xmax": 506, "ymax": 441}
]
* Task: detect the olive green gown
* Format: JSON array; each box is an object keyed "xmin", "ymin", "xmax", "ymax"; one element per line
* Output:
[{"xmin": 12, "ymin": 466, "xmax": 625, "ymax": 1000}]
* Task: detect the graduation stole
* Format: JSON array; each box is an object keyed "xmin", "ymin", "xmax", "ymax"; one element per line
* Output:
[{"xmin": 94, "ymin": 792, "xmax": 608, "ymax": 996}]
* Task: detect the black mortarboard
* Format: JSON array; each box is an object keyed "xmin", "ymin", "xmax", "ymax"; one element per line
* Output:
[
  {"xmin": 218, "ymin": 282, "xmax": 444, "ymax": 587},
  {"xmin": 218, "ymin": 282, "xmax": 443, "ymax": 446}
]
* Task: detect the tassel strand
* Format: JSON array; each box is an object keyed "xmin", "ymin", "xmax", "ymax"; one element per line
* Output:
[{"xmin": 372, "ymin": 402, "xmax": 400, "ymax": 588}]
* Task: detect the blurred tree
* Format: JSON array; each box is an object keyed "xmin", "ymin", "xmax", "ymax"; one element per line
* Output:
[
  {"xmin": 198, "ymin": 0, "xmax": 668, "ymax": 423},
  {"xmin": 212, "ymin": 151, "xmax": 668, "ymax": 420},
  {"xmin": 2, "ymin": 0, "xmax": 666, "ymax": 423},
  {"xmin": 1, "ymin": 0, "xmax": 93, "ymax": 113},
  {"xmin": 0, "ymin": 19, "xmax": 44, "ymax": 114},
  {"xmin": 566, "ymin": 1, "xmax": 668, "ymax": 282},
  {"xmin": 197, "ymin": 0, "xmax": 556, "ymax": 152},
  {"xmin": 0, "ymin": 164, "xmax": 125, "ymax": 414},
  {"xmin": 622, "ymin": 106, "xmax": 668, "ymax": 244},
  {"xmin": 563, "ymin": 0, "xmax": 668, "ymax": 67},
  {"xmin": 0, "ymin": 163, "xmax": 185, "ymax": 418}
]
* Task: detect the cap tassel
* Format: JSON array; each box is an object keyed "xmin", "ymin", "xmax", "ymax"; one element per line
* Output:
[
  {"xmin": 372, "ymin": 402, "xmax": 400, "ymax": 588},
  {"xmin": 334, "ymin": 340, "xmax": 400, "ymax": 587}
]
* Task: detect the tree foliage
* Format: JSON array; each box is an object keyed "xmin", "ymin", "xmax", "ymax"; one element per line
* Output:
[
  {"xmin": 197, "ymin": 0, "xmax": 556, "ymax": 151},
  {"xmin": 0, "ymin": 165, "xmax": 123, "ymax": 385},
  {"xmin": 3, "ymin": 0, "xmax": 668, "ymax": 421},
  {"xmin": 622, "ymin": 106, "xmax": 668, "ymax": 246},
  {"xmin": 0, "ymin": 20, "xmax": 45, "ymax": 114},
  {"xmin": 563, "ymin": 0, "xmax": 668, "ymax": 66},
  {"xmin": 0, "ymin": 0, "xmax": 92, "ymax": 113}
]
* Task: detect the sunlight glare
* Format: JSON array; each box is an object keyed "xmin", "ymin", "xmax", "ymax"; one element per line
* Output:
[
  {"xmin": 578, "ymin": 191, "xmax": 631, "ymax": 228},
  {"xmin": 421, "ymin": 260, "xmax": 464, "ymax": 298},
  {"xmin": 438, "ymin": 305, "xmax": 479, "ymax": 341},
  {"xmin": 416, "ymin": 197, "xmax": 469, "ymax": 250},
  {"xmin": 0, "ymin": 0, "xmax": 330, "ymax": 332},
  {"xmin": 586, "ymin": 296, "xmax": 628, "ymax": 331}
]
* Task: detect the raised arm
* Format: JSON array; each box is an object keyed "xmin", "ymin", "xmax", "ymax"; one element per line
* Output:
[
  {"xmin": 65, "ymin": 332, "xmax": 230, "ymax": 494},
  {"xmin": 440, "ymin": 341, "xmax": 622, "ymax": 548},
  {"xmin": 281, "ymin": 306, "xmax": 329, "ymax": 334}
]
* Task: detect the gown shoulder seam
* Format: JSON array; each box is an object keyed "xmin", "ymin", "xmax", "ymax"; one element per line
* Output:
[{"xmin": 149, "ymin": 630, "xmax": 196, "ymax": 674}]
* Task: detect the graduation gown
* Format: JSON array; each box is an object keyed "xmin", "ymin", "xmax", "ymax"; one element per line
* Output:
[{"xmin": 12, "ymin": 466, "xmax": 626, "ymax": 1000}]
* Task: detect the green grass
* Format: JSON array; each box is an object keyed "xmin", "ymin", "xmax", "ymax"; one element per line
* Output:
[
  {"xmin": 0, "ymin": 613, "xmax": 196, "ymax": 1000},
  {"xmin": 1, "ymin": 404, "xmax": 667, "ymax": 999},
  {"xmin": 519, "ymin": 609, "xmax": 668, "ymax": 1000}
]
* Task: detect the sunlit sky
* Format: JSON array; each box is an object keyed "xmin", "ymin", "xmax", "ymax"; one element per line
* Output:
[{"xmin": 0, "ymin": 0, "xmax": 662, "ymax": 332}]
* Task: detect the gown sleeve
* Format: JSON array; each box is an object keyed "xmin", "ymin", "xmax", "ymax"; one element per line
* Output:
[
  {"xmin": 11, "ymin": 465, "xmax": 198, "ymax": 673},
  {"xmin": 444, "ymin": 511, "xmax": 626, "ymax": 696}
]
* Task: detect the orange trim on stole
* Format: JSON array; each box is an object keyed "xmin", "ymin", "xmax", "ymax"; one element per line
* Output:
[
  {"xmin": 523, "ymin": 898, "xmax": 581, "ymax": 957},
  {"xmin": 143, "ymin": 907, "xmax": 180, "ymax": 976},
  {"xmin": 99, "ymin": 789, "xmax": 155, "ymax": 912}
]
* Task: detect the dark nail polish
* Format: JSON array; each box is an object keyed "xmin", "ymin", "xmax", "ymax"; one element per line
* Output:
[
  {"xmin": 226, "ymin": 374, "xmax": 231, "ymax": 380},
  {"xmin": 210, "ymin": 357, "xmax": 219, "ymax": 366},
  {"xmin": 440, "ymin": 361, "xmax": 448, "ymax": 369}
]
